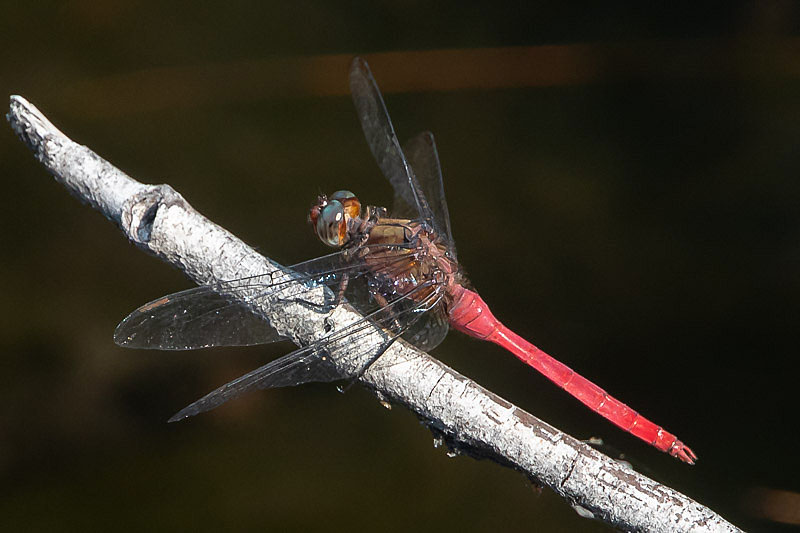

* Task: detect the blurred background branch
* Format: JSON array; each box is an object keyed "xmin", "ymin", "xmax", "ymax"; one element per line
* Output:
[{"xmin": 36, "ymin": 39, "xmax": 800, "ymax": 118}]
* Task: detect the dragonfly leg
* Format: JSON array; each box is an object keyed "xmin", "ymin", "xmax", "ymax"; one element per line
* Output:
[
  {"xmin": 338, "ymin": 287, "xmax": 434, "ymax": 393},
  {"xmin": 338, "ymin": 334, "xmax": 399, "ymax": 393},
  {"xmin": 277, "ymin": 297, "xmax": 335, "ymax": 313},
  {"xmin": 372, "ymin": 291, "xmax": 404, "ymax": 332},
  {"xmin": 337, "ymin": 279, "xmax": 441, "ymax": 393},
  {"xmin": 333, "ymin": 272, "xmax": 351, "ymax": 307}
]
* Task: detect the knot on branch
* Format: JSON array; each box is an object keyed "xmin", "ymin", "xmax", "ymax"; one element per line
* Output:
[{"xmin": 121, "ymin": 184, "xmax": 185, "ymax": 244}]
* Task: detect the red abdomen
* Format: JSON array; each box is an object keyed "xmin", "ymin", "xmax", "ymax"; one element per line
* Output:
[{"xmin": 447, "ymin": 284, "xmax": 696, "ymax": 464}]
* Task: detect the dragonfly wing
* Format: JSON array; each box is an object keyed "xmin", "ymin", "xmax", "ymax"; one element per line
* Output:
[
  {"xmin": 114, "ymin": 250, "xmax": 363, "ymax": 350},
  {"xmin": 402, "ymin": 300, "xmax": 450, "ymax": 353},
  {"xmin": 114, "ymin": 245, "xmax": 423, "ymax": 350},
  {"xmin": 168, "ymin": 348, "xmax": 342, "ymax": 421},
  {"xmin": 349, "ymin": 57, "xmax": 433, "ymax": 223},
  {"xmin": 170, "ymin": 279, "xmax": 447, "ymax": 420},
  {"xmin": 114, "ymin": 286, "xmax": 286, "ymax": 350},
  {"xmin": 402, "ymin": 131, "xmax": 456, "ymax": 256}
]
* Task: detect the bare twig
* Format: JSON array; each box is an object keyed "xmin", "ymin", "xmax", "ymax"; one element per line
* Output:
[{"xmin": 7, "ymin": 95, "xmax": 740, "ymax": 532}]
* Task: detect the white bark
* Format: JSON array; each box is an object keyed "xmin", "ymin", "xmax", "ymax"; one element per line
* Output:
[{"xmin": 7, "ymin": 95, "xmax": 741, "ymax": 533}]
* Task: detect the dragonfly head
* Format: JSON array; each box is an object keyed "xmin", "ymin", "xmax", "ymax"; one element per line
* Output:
[{"xmin": 309, "ymin": 190, "xmax": 362, "ymax": 247}]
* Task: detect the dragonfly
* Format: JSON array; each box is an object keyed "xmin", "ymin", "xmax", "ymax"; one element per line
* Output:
[{"xmin": 115, "ymin": 57, "xmax": 696, "ymax": 464}]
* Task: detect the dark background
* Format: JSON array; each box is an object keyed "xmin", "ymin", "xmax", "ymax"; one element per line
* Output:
[{"xmin": 1, "ymin": 2, "xmax": 799, "ymax": 531}]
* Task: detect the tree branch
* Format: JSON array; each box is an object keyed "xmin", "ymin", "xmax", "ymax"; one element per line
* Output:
[{"xmin": 7, "ymin": 95, "xmax": 740, "ymax": 532}]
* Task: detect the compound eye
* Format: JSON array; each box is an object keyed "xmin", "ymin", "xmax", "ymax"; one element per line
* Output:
[
  {"xmin": 330, "ymin": 190, "xmax": 361, "ymax": 220},
  {"xmin": 315, "ymin": 200, "xmax": 347, "ymax": 247}
]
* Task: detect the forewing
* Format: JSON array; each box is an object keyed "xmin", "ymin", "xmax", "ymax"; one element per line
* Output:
[
  {"xmin": 114, "ymin": 246, "xmax": 423, "ymax": 351},
  {"xmin": 403, "ymin": 131, "xmax": 456, "ymax": 256},
  {"xmin": 115, "ymin": 251, "xmax": 361, "ymax": 350},
  {"xmin": 349, "ymin": 57, "xmax": 432, "ymax": 222},
  {"xmin": 114, "ymin": 287, "xmax": 285, "ymax": 350}
]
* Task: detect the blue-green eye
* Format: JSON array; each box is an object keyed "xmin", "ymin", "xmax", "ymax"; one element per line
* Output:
[
  {"xmin": 308, "ymin": 190, "xmax": 362, "ymax": 247},
  {"xmin": 316, "ymin": 200, "xmax": 346, "ymax": 247}
]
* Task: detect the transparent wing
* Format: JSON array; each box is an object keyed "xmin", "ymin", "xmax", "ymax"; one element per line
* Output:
[
  {"xmin": 115, "ymin": 288, "xmax": 285, "ymax": 350},
  {"xmin": 349, "ymin": 57, "xmax": 434, "ymax": 224},
  {"xmin": 168, "ymin": 349, "xmax": 342, "ymax": 421},
  {"xmin": 402, "ymin": 131, "xmax": 456, "ymax": 257},
  {"xmin": 169, "ymin": 280, "xmax": 448, "ymax": 421},
  {"xmin": 114, "ymin": 247, "xmax": 409, "ymax": 350}
]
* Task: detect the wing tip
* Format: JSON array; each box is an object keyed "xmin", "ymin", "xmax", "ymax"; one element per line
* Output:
[
  {"xmin": 112, "ymin": 326, "xmax": 133, "ymax": 348},
  {"xmin": 169, "ymin": 400, "xmax": 209, "ymax": 422},
  {"xmin": 349, "ymin": 56, "xmax": 374, "ymax": 88},
  {"xmin": 167, "ymin": 412, "xmax": 189, "ymax": 423}
]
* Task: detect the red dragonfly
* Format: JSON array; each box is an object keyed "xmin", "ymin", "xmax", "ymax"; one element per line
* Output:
[{"xmin": 115, "ymin": 57, "xmax": 696, "ymax": 464}]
